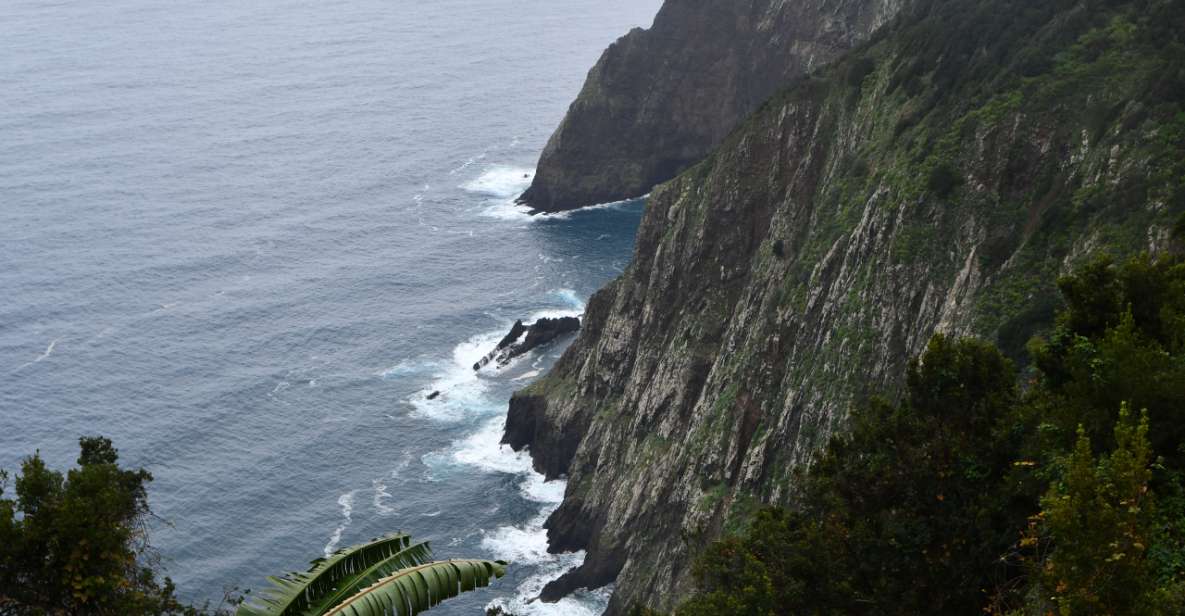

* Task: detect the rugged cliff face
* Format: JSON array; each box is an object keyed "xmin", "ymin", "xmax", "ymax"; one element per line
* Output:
[
  {"xmin": 505, "ymin": 0, "xmax": 1185, "ymax": 613},
  {"xmin": 518, "ymin": 0, "xmax": 904, "ymax": 213}
]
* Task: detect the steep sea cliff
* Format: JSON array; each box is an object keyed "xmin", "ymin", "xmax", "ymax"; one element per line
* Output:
[
  {"xmin": 506, "ymin": 0, "xmax": 1185, "ymax": 612},
  {"xmin": 518, "ymin": 0, "xmax": 903, "ymax": 213}
]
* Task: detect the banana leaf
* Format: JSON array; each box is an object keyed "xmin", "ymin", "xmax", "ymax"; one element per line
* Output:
[
  {"xmin": 237, "ymin": 534, "xmax": 431, "ymax": 616},
  {"xmin": 320, "ymin": 559, "xmax": 507, "ymax": 616}
]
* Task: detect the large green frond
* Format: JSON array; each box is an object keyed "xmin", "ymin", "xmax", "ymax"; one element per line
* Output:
[
  {"xmin": 321, "ymin": 559, "xmax": 507, "ymax": 616},
  {"xmin": 304, "ymin": 542, "xmax": 433, "ymax": 614},
  {"xmin": 238, "ymin": 534, "xmax": 429, "ymax": 616}
]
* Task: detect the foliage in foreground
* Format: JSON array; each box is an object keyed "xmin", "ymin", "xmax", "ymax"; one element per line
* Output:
[
  {"xmin": 0, "ymin": 442, "xmax": 505, "ymax": 616},
  {"xmin": 676, "ymin": 253, "xmax": 1185, "ymax": 615},
  {"xmin": 0, "ymin": 437, "xmax": 231, "ymax": 615},
  {"xmin": 236, "ymin": 535, "xmax": 505, "ymax": 616}
]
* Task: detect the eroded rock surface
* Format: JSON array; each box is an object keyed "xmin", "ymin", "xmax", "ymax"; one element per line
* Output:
[
  {"xmin": 518, "ymin": 0, "xmax": 904, "ymax": 212},
  {"xmin": 474, "ymin": 317, "xmax": 581, "ymax": 371}
]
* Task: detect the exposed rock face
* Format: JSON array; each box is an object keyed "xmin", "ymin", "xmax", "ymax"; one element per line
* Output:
[
  {"xmin": 474, "ymin": 317, "xmax": 581, "ymax": 371},
  {"xmin": 520, "ymin": 317, "xmax": 581, "ymax": 352},
  {"xmin": 518, "ymin": 0, "xmax": 904, "ymax": 213},
  {"xmin": 497, "ymin": 320, "xmax": 529, "ymax": 351},
  {"xmin": 503, "ymin": 1, "xmax": 1185, "ymax": 613}
]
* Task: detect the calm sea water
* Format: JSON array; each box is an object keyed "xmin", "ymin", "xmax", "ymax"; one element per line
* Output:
[{"xmin": 0, "ymin": 1, "xmax": 660, "ymax": 613}]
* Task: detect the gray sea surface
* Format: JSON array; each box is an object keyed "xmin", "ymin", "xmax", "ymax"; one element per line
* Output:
[{"xmin": 0, "ymin": 1, "xmax": 661, "ymax": 613}]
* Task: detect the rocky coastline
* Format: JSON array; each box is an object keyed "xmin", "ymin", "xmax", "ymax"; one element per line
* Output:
[{"xmin": 502, "ymin": 0, "xmax": 1185, "ymax": 612}]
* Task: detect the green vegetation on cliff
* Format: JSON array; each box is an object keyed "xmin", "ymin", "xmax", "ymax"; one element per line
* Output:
[{"xmin": 677, "ymin": 252, "xmax": 1185, "ymax": 614}]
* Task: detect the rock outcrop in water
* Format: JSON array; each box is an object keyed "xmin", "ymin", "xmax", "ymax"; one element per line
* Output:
[
  {"xmin": 474, "ymin": 317, "xmax": 581, "ymax": 371},
  {"xmin": 517, "ymin": 0, "xmax": 904, "ymax": 213},
  {"xmin": 503, "ymin": 0, "xmax": 1185, "ymax": 612}
]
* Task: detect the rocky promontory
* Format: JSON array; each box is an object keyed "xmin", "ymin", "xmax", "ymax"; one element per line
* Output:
[
  {"xmin": 473, "ymin": 317, "xmax": 580, "ymax": 371},
  {"xmin": 518, "ymin": 0, "xmax": 904, "ymax": 213}
]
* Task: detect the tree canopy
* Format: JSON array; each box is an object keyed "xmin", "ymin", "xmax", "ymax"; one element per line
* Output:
[
  {"xmin": 677, "ymin": 253, "xmax": 1185, "ymax": 615},
  {"xmin": 0, "ymin": 438, "xmax": 225, "ymax": 616}
]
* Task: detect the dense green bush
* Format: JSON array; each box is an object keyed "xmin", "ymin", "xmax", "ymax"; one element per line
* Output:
[
  {"xmin": 0, "ymin": 438, "xmax": 231, "ymax": 616},
  {"xmin": 676, "ymin": 253, "xmax": 1185, "ymax": 615},
  {"xmin": 1029, "ymin": 255, "xmax": 1185, "ymax": 464},
  {"xmin": 680, "ymin": 336, "xmax": 1034, "ymax": 616},
  {"xmin": 926, "ymin": 162, "xmax": 963, "ymax": 198}
]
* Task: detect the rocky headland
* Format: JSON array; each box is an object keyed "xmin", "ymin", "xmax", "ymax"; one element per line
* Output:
[
  {"xmin": 474, "ymin": 317, "xmax": 581, "ymax": 372},
  {"xmin": 518, "ymin": 0, "xmax": 904, "ymax": 213}
]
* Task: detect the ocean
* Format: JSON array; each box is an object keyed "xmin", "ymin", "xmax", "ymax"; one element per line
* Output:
[{"xmin": 0, "ymin": 1, "xmax": 661, "ymax": 613}]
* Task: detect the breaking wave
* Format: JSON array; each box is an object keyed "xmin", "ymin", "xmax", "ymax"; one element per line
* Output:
[
  {"xmin": 410, "ymin": 288, "xmax": 607, "ymax": 614},
  {"xmin": 462, "ymin": 166, "xmax": 534, "ymax": 199}
]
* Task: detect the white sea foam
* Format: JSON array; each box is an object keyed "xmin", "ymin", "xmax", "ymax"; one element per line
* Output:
[
  {"xmin": 481, "ymin": 189, "xmax": 647, "ymax": 223},
  {"xmin": 434, "ymin": 418, "xmax": 565, "ymax": 507},
  {"xmin": 391, "ymin": 454, "xmax": 413, "ymax": 475},
  {"xmin": 481, "ymin": 199, "xmax": 541, "ymax": 222},
  {"xmin": 323, "ymin": 491, "xmax": 356, "ymax": 557},
  {"xmin": 38, "ymin": 338, "xmax": 62, "ymax": 361},
  {"xmin": 483, "ymin": 511, "xmax": 563, "ymax": 564},
  {"xmin": 450, "ymin": 152, "xmax": 489, "ymax": 176},
  {"xmin": 12, "ymin": 336, "xmax": 63, "ymax": 373},
  {"xmin": 406, "ymin": 329, "xmax": 506, "ymax": 422},
  {"xmin": 482, "ymin": 509, "xmax": 612, "ymax": 616},
  {"xmin": 432, "ymin": 416, "xmax": 566, "ymax": 502},
  {"xmin": 426, "ymin": 412, "xmax": 608, "ymax": 615},
  {"xmin": 460, "ymin": 166, "xmax": 552, "ymax": 222},
  {"xmin": 521, "ymin": 289, "xmax": 585, "ymax": 326},
  {"xmin": 407, "ymin": 293, "xmax": 583, "ymax": 422},
  {"xmin": 462, "ymin": 166, "xmax": 534, "ymax": 198},
  {"xmin": 378, "ymin": 358, "xmax": 437, "ymax": 379},
  {"xmin": 486, "ymin": 565, "xmax": 614, "ymax": 616},
  {"xmin": 445, "ymin": 419, "xmax": 528, "ymax": 473},
  {"xmin": 374, "ymin": 454, "xmax": 413, "ymax": 516},
  {"xmin": 519, "ymin": 471, "xmax": 567, "ymax": 504},
  {"xmin": 409, "ymin": 290, "xmax": 607, "ymax": 614},
  {"xmin": 372, "ymin": 478, "xmax": 394, "ymax": 516},
  {"xmin": 583, "ymin": 193, "xmax": 651, "ymax": 212}
]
